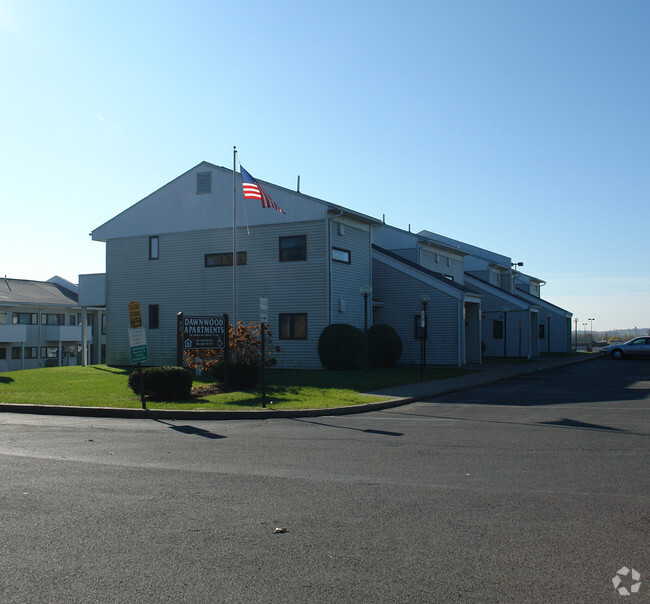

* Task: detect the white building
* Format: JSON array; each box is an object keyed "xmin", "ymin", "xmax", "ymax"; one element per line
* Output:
[{"xmin": 0, "ymin": 276, "xmax": 105, "ymax": 372}]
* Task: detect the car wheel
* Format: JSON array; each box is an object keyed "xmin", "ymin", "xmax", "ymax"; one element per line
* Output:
[{"xmin": 611, "ymin": 349, "xmax": 624, "ymax": 360}]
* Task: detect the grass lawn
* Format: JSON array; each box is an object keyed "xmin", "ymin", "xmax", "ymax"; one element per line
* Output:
[{"xmin": 0, "ymin": 364, "xmax": 471, "ymax": 411}]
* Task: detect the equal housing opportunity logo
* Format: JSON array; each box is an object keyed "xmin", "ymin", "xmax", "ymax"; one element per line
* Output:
[{"xmin": 612, "ymin": 567, "xmax": 641, "ymax": 596}]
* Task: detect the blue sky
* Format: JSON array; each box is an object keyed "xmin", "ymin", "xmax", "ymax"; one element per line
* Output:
[{"xmin": 1, "ymin": 0, "xmax": 648, "ymax": 332}]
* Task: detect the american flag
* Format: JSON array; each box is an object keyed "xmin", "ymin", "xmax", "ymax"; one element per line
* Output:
[{"xmin": 240, "ymin": 166, "xmax": 286, "ymax": 214}]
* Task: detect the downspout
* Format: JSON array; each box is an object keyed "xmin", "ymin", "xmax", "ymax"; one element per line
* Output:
[{"xmin": 326, "ymin": 211, "xmax": 343, "ymax": 324}]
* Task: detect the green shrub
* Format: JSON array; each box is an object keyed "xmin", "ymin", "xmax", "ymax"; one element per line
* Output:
[
  {"xmin": 318, "ymin": 323, "xmax": 367, "ymax": 370},
  {"xmin": 212, "ymin": 361, "xmax": 261, "ymax": 390},
  {"xmin": 367, "ymin": 324, "xmax": 402, "ymax": 367},
  {"xmin": 128, "ymin": 366, "xmax": 193, "ymax": 400}
]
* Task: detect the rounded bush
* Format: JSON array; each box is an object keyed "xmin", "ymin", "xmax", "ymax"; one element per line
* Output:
[
  {"xmin": 367, "ymin": 324, "xmax": 402, "ymax": 367},
  {"xmin": 212, "ymin": 361, "xmax": 261, "ymax": 390},
  {"xmin": 128, "ymin": 366, "xmax": 193, "ymax": 400},
  {"xmin": 318, "ymin": 323, "xmax": 367, "ymax": 370}
]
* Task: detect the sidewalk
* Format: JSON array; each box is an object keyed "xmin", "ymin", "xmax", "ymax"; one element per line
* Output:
[{"xmin": 0, "ymin": 354, "xmax": 598, "ymax": 420}]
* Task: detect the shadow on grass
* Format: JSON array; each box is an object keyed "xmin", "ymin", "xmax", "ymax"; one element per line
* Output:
[
  {"xmin": 0, "ymin": 376, "xmax": 15, "ymax": 384},
  {"xmin": 90, "ymin": 365, "xmax": 132, "ymax": 375}
]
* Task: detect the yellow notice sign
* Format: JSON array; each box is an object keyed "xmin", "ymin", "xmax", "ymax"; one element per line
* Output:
[{"xmin": 128, "ymin": 301, "xmax": 142, "ymax": 329}]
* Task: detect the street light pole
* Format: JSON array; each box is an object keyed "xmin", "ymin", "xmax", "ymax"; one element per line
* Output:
[
  {"xmin": 588, "ymin": 317, "xmax": 595, "ymax": 351},
  {"xmin": 574, "ymin": 317, "xmax": 578, "ymax": 351},
  {"xmin": 420, "ymin": 295, "xmax": 430, "ymax": 381}
]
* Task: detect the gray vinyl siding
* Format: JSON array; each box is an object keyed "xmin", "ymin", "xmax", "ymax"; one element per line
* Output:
[
  {"xmin": 419, "ymin": 248, "xmax": 464, "ymax": 283},
  {"xmin": 464, "ymin": 302, "xmax": 481, "ymax": 363},
  {"xmin": 372, "ymin": 258, "xmax": 460, "ymax": 365},
  {"xmin": 106, "ymin": 220, "xmax": 328, "ymax": 368},
  {"xmin": 330, "ymin": 220, "xmax": 372, "ymax": 329}
]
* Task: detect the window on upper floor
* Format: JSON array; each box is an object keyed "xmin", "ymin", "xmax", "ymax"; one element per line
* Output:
[
  {"xmin": 12, "ymin": 313, "xmax": 38, "ymax": 325},
  {"xmin": 197, "ymin": 171, "xmax": 212, "ymax": 194},
  {"xmin": 0, "ymin": 312, "xmax": 7, "ymax": 324},
  {"xmin": 149, "ymin": 236, "xmax": 159, "ymax": 260},
  {"xmin": 42, "ymin": 314, "xmax": 65, "ymax": 325},
  {"xmin": 279, "ymin": 313, "xmax": 307, "ymax": 339},
  {"xmin": 331, "ymin": 247, "xmax": 351, "ymax": 264},
  {"xmin": 205, "ymin": 252, "xmax": 247, "ymax": 267},
  {"xmin": 279, "ymin": 235, "xmax": 307, "ymax": 262}
]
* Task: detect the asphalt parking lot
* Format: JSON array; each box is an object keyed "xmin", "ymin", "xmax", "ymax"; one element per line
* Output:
[{"xmin": 0, "ymin": 356, "xmax": 647, "ymax": 602}]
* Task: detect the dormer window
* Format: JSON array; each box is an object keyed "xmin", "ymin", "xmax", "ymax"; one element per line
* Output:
[{"xmin": 197, "ymin": 171, "xmax": 212, "ymax": 194}]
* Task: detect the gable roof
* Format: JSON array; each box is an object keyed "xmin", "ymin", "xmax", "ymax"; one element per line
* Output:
[
  {"xmin": 0, "ymin": 277, "xmax": 78, "ymax": 306},
  {"xmin": 91, "ymin": 161, "xmax": 381, "ymax": 242},
  {"xmin": 372, "ymin": 245, "xmax": 481, "ymax": 298}
]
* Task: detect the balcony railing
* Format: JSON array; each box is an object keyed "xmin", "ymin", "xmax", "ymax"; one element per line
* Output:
[
  {"xmin": 45, "ymin": 325, "xmax": 93, "ymax": 342},
  {"xmin": 0, "ymin": 324, "xmax": 27, "ymax": 343}
]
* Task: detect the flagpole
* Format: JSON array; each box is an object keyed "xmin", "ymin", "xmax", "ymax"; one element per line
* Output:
[{"xmin": 232, "ymin": 146, "xmax": 238, "ymax": 330}]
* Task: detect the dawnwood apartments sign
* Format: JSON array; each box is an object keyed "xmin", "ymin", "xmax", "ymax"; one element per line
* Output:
[{"xmin": 180, "ymin": 315, "xmax": 225, "ymax": 350}]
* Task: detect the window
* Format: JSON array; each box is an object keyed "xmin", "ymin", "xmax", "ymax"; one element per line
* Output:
[
  {"xmin": 279, "ymin": 313, "xmax": 307, "ymax": 339},
  {"xmin": 12, "ymin": 347, "xmax": 21, "ymax": 359},
  {"xmin": 0, "ymin": 348, "xmax": 6, "ymax": 360},
  {"xmin": 42, "ymin": 314, "xmax": 65, "ymax": 325},
  {"xmin": 331, "ymin": 247, "xmax": 351, "ymax": 264},
  {"xmin": 12, "ymin": 313, "xmax": 38, "ymax": 325},
  {"xmin": 493, "ymin": 320, "xmax": 504, "ymax": 339},
  {"xmin": 101, "ymin": 314, "xmax": 106, "ymax": 335},
  {"xmin": 539, "ymin": 324, "xmax": 545, "ymax": 339},
  {"xmin": 279, "ymin": 235, "xmax": 306, "ymax": 262},
  {"xmin": 197, "ymin": 171, "xmax": 212, "ymax": 194},
  {"xmin": 205, "ymin": 252, "xmax": 247, "ymax": 267},
  {"xmin": 149, "ymin": 304, "xmax": 159, "ymax": 330},
  {"xmin": 0, "ymin": 312, "xmax": 7, "ymax": 324},
  {"xmin": 41, "ymin": 347, "xmax": 59, "ymax": 359},
  {"xmin": 24, "ymin": 347, "xmax": 37, "ymax": 359},
  {"xmin": 149, "ymin": 236, "xmax": 159, "ymax": 260},
  {"xmin": 414, "ymin": 315, "xmax": 428, "ymax": 340}
]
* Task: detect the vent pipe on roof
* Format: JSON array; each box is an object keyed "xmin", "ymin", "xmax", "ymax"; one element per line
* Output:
[
  {"xmin": 4, "ymin": 275, "xmax": 10, "ymax": 290},
  {"xmin": 297, "ymin": 175, "xmax": 300, "ymax": 193},
  {"xmin": 382, "ymin": 214, "xmax": 385, "ymax": 223}
]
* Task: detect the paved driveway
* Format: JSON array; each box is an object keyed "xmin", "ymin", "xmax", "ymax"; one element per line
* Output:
[{"xmin": 0, "ymin": 357, "xmax": 647, "ymax": 602}]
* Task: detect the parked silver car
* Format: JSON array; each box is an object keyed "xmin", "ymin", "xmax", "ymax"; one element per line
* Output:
[{"xmin": 601, "ymin": 337, "xmax": 650, "ymax": 359}]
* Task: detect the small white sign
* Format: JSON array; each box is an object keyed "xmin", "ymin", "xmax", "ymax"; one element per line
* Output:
[{"xmin": 128, "ymin": 328, "xmax": 147, "ymax": 347}]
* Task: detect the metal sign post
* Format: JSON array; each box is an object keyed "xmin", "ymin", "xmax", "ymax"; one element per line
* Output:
[
  {"xmin": 260, "ymin": 297, "xmax": 268, "ymax": 408},
  {"xmin": 127, "ymin": 303, "xmax": 148, "ymax": 410}
]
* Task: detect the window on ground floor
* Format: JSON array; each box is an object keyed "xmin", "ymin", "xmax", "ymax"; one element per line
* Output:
[
  {"xmin": 41, "ymin": 347, "xmax": 59, "ymax": 358},
  {"xmin": 0, "ymin": 347, "xmax": 6, "ymax": 359},
  {"xmin": 493, "ymin": 320, "xmax": 504, "ymax": 339},
  {"xmin": 279, "ymin": 313, "xmax": 307, "ymax": 339},
  {"xmin": 539, "ymin": 324, "xmax": 545, "ymax": 339},
  {"xmin": 23, "ymin": 347, "xmax": 37, "ymax": 359},
  {"xmin": 149, "ymin": 304, "xmax": 159, "ymax": 330}
]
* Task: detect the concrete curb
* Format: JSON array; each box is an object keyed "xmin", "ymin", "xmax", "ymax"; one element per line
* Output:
[{"xmin": 0, "ymin": 355, "xmax": 599, "ymax": 421}]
